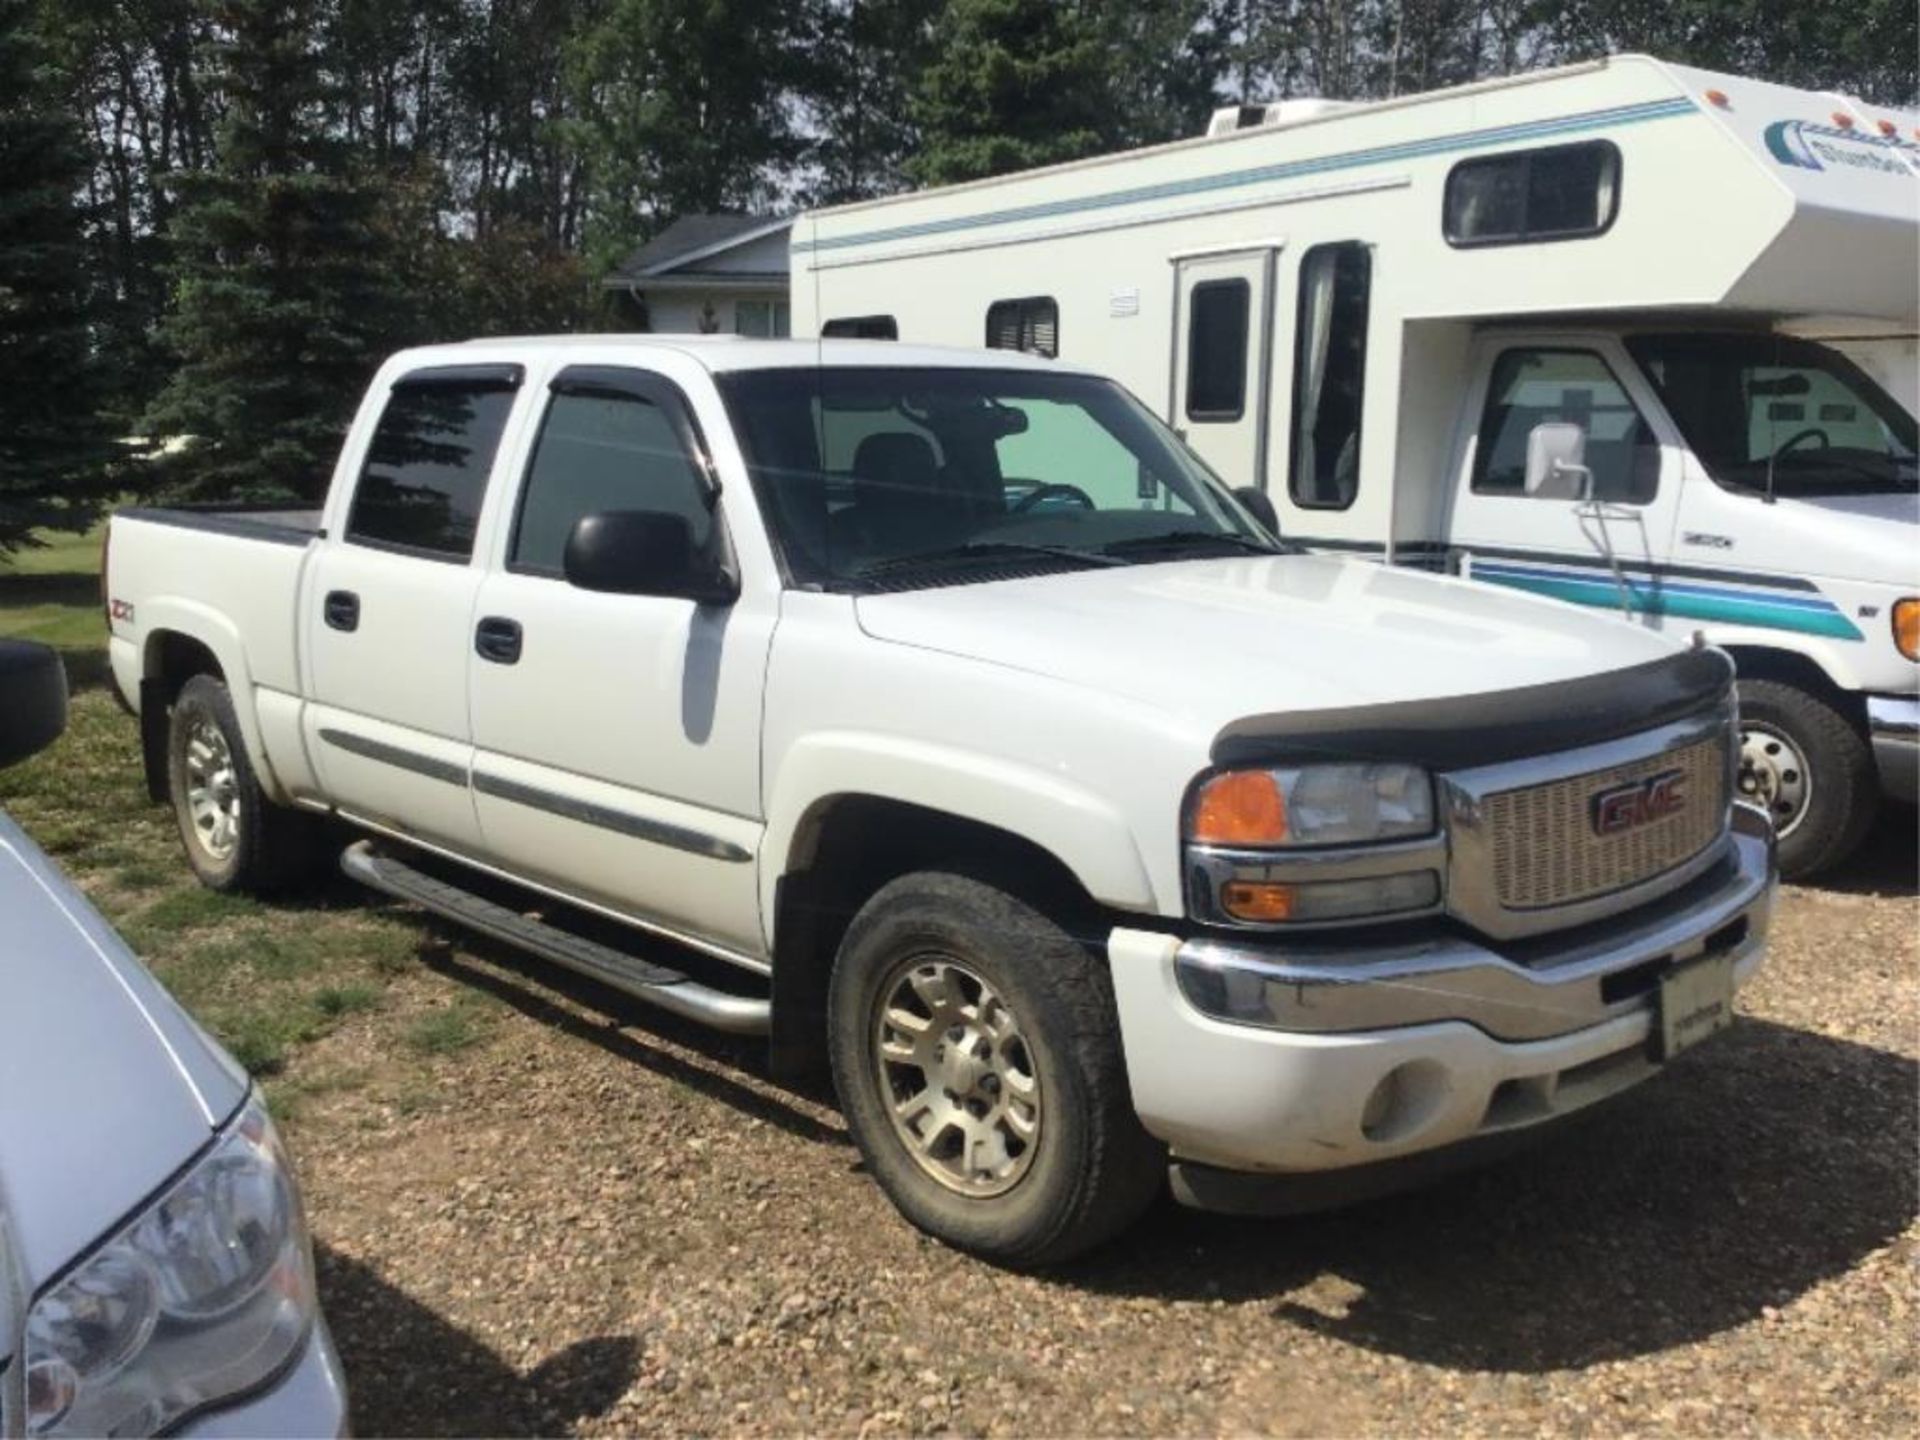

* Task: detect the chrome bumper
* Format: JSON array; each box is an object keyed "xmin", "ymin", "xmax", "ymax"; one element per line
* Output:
[
  {"xmin": 1867, "ymin": 695, "xmax": 1919, "ymax": 799},
  {"xmin": 1175, "ymin": 803, "xmax": 1775, "ymax": 1043}
]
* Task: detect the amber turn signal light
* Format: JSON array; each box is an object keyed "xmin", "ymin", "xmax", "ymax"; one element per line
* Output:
[
  {"xmin": 1221, "ymin": 881, "xmax": 1294, "ymax": 922},
  {"xmin": 1189, "ymin": 770, "xmax": 1288, "ymax": 845},
  {"xmin": 1894, "ymin": 598, "xmax": 1919, "ymax": 662}
]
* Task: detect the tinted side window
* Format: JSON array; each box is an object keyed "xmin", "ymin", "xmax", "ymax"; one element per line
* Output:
[
  {"xmin": 511, "ymin": 386, "xmax": 712, "ymax": 576},
  {"xmin": 822, "ymin": 315, "xmax": 899, "ymax": 340},
  {"xmin": 347, "ymin": 376, "xmax": 518, "ymax": 560},
  {"xmin": 1289, "ymin": 244, "xmax": 1370, "ymax": 510},
  {"xmin": 985, "ymin": 297, "xmax": 1058, "ymax": 357},
  {"xmin": 1445, "ymin": 142, "xmax": 1619, "ymax": 246},
  {"xmin": 1185, "ymin": 279, "xmax": 1250, "ymax": 422},
  {"xmin": 1473, "ymin": 348, "xmax": 1659, "ymax": 503}
]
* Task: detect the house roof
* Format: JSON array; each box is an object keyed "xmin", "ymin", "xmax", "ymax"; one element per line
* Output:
[{"xmin": 607, "ymin": 214, "xmax": 792, "ymax": 284}]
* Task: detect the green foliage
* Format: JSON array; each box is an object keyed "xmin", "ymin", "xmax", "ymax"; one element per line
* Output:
[
  {"xmin": 140, "ymin": 0, "xmax": 409, "ymax": 503},
  {"xmin": 0, "ymin": 0, "xmax": 115, "ymax": 552},
  {"xmin": 562, "ymin": 0, "xmax": 804, "ymax": 269}
]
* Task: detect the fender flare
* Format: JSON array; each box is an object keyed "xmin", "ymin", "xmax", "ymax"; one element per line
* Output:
[
  {"xmin": 136, "ymin": 599, "xmax": 289, "ymax": 804},
  {"xmin": 758, "ymin": 730, "xmax": 1159, "ymax": 944}
]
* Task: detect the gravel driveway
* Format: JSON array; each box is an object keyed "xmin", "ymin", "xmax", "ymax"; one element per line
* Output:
[{"xmin": 294, "ymin": 816, "xmax": 1917, "ymax": 1437}]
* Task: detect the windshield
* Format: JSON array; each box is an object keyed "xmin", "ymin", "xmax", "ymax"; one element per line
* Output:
[
  {"xmin": 717, "ymin": 366, "xmax": 1278, "ymax": 591},
  {"xmin": 1627, "ymin": 334, "xmax": 1917, "ymax": 499}
]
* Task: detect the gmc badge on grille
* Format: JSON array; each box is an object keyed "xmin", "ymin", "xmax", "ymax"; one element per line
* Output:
[{"xmin": 1590, "ymin": 769, "xmax": 1687, "ymax": 836}]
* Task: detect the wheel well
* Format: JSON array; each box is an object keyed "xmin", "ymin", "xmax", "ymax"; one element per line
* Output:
[
  {"xmin": 1722, "ymin": 646, "xmax": 1864, "ymax": 727},
  {"xmin": 138, "ymin": 632, "xmax": 226, "ymax": 802},
  {"xmin": 767, "ymin": 796, "xmax": 1103, "ymax": 1083}
]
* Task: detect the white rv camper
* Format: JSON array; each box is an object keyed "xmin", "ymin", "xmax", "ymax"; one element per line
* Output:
[{"xmin": 792, "ymin": 56, "xmax": 1920, "ymax": 878}]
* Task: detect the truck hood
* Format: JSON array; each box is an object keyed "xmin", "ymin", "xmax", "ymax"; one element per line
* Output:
[
  {"xmin": 0, "ymin": 814, "xmax": 247, "ymax": 1294},
  {"xmin": 854, "ymin": 553, "xmax": 1681, "ymax": 735}
]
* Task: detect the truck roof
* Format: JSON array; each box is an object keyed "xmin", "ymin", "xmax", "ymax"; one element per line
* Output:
[{"xmin": 428, "ymin": 334, "xmax": 1079, "ymax": 376}]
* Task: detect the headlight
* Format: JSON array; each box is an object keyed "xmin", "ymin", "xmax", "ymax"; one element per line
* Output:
[
  {"xmin": 1187, "ymin": 763, "xmax": 1434, "ymax": 847},
  {"xmin": 1185, "ymin": 763, "xmax": 1440, "ymax": 926},
  {"xmin": 24, "ymin": 1094, "xmax": 316, "ymax": 1437}
]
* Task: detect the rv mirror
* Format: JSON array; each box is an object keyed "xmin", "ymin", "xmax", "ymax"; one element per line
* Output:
[{"xmin": 1524, "ymin": 422, "xmax": 1593, "ymax": 500}]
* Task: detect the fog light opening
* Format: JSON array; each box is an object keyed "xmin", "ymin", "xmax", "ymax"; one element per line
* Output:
[{"xmin": 1359, "ymin": 1060, "xmax": 1450, "ymax": 1144}]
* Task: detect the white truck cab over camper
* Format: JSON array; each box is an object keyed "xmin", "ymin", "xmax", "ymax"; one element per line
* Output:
[{"xmin": 793, "ymin": 56, "xmax": 1920, "ymax": 877}]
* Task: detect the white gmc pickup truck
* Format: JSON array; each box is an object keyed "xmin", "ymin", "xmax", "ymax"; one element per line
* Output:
[{"xmin": 106, "ymin": 337, "xmax": 1776, "ymax": 1264}]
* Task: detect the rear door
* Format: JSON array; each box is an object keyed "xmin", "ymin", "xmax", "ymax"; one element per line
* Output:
[
  {"xmin": 1169, "ymin": 246, "xmax": 1277, "ymax": 490},
  {"xmin": 465, "ymin": 362, "xmax": 773, "ymax": 959},
  {"xmin": 1446, "ymin": 334, "xmax": 1684, "ymax": 615},
  {"xmin": 301, "ymin": 364, "xmax": 524, "ymax": 849}
]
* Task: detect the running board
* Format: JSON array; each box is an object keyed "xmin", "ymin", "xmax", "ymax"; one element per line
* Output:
[{"xmin": 340, "ymin": 841, "xmax": 771, "ymax": 1036}]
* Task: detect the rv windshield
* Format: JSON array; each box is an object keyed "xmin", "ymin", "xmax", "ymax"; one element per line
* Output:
[
  {"xmin": 718, "ymin": 366, "xmax": 1278, "ymax": 590},
  {"xmin": 1628, "ymin": 334, "xmax": 1917, "ymax": 499}
]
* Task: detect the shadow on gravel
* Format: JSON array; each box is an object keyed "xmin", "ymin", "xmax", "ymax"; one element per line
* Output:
[
  {"xmin": 1807, "ymin": 807, "xmax": 1917, "ymax": 899},
  {"xmin": 1070, "ymin": 1017, "xmax": 1917, "ymax": 1372},
  {"xmin": 418, "ymin": 932, "xmax": 849, "ymax": 1148},
  {"xmin": 317, "ymin": 1245, "xmax": 639, "ymax": 1435}
]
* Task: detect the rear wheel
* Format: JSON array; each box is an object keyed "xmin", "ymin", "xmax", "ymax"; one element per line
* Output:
[
  {"xmin": 1736, "ymin": 678, "xmax": 1876, "ymax": 880},
  {"xmin": 828, "ymin": 871, "xmax": 1164, "ymax": 1267},
  {"xmin": 167, "ymin": 675, "xmax": 327, "ymax": 893}
]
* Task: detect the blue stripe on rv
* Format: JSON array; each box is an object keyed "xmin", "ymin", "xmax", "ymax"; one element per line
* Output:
[
  {"xmin": 1470, "ymin": 561, "xmax": 1864, "ymax": 641},
  {"xmin": 794, "ymin": 96, "xmax": 1698, "ymax": 256}
]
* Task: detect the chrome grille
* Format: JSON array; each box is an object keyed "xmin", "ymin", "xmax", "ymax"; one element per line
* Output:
[{"xmin": 1485, "ymin": 736, "xmax": 1728, "ymax": 910}]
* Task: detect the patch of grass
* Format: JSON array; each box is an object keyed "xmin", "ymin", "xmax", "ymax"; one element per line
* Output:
[
  {"xmin": 406, "ymin": 1002, "xmax": 489, "ymax": 1057},
  {"xmin": 314, "ymin": 983, "xmax": 381, "ymax": 1018},
  {"xmin": 130, "ymin": 886, "xmax": 263, "ymax": 938}
]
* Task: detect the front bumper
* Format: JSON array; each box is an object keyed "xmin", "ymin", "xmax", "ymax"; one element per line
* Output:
[
  {"xmin": 1107, "ymin": 805, "xmax": 1774, "ymax": 1183},
  {"xmin": 1866, "ymin": 695, "xmax": 1919, "ymax": 800}
]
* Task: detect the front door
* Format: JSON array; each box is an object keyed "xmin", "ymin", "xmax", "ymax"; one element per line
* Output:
[
  {"xmin": 303, "ymin": 365, "xmax": 524, "ymax": 850},
  {"xmin": 466, "ymin": 363, "xmax": 773, "ymax": 960},
  {"xmin": 1446, "ymin": 335, "xmax": 1684, "ymax": 622},
  {"xmin": 1169, "ymin": 247, "xmax": 1276, "ymax": 490}
]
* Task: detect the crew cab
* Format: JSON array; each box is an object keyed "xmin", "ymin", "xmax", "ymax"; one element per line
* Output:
[{"xmin": 106, "ymin": 338, "xmax": 1776, "ymax": 1263}]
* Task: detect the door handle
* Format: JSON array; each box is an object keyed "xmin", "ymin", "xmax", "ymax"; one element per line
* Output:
[
  {"xmin": 474, "ymin": 616, "xmax": 523, "ymax": 665},
  {"xmin": 324, "ymin": 590, "xmax": 359, "ymax": 632}
]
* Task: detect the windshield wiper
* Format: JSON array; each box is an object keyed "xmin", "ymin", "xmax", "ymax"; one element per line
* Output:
[
  {"xmin": 852, "ymin": 541, "xmax": 1125, "ymax": 581},
  {"xmin": 1100, "ymin": 529, "xmax": 1286, "ymax": 557}
]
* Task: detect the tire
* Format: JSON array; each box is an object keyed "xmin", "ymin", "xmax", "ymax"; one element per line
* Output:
[
  {"xmin": 827, "ymin": 871, "xmax": 1165, "ymax": 1267},
  {"xmin": 1736, "ymin": 678, "xmax": 1877, "ymax": 881},
  {"xmin": 167, "ymin": 674, "xmax": 327, "ymax": 894}
]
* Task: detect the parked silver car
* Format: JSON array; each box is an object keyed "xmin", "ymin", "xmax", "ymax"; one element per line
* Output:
[{"xmin": 0, "ymin": 639, "xmax": 346, "ymax": 1436}]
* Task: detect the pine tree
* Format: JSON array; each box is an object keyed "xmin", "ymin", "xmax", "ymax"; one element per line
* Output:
[
  {"xmin": 142, "ymin": 0, "xmax": 406, "ymax": 503},
  {"xmin": 0, "ymin": 0, "xmax": 114, "ymax": 553},
  {"xmin": 904, "ymin": 0, "xmax": 1117, "ymax": 187}
]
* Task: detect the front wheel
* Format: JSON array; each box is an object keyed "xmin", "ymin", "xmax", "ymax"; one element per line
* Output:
[
  {"xmin": 828, "ymin": 872, "xmax": 1164, "ymax": 1267},
  {"xmin": 1736, "ymin": 678, "xmax": 1877, "ymax": 881}
]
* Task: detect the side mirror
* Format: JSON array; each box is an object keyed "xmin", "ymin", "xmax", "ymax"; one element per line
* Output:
[
  {"xmin": 1234, "ymin": 485, "xmax": 1280, "ymax": 535},
  {"xmin": 0, "ymin": 640, "xmax": 68, "ymax": 768},
  {"xmin": 1524, "ymin": 421, "xmax": 1593, "ymax": 500},
  {"xmin": 562, "ymin": 510, "xmax": 738, "ymax": 605}
]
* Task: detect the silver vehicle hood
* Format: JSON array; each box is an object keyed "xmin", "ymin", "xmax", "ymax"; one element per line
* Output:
[{"xmin": 0, "ymin": 813, "xmax": 247, "ymax": 1294}]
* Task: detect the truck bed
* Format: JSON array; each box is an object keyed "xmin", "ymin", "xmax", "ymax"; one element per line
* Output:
[{"xmin": 114, "ymin": 504, "xmax": 324, "ymax": 546}]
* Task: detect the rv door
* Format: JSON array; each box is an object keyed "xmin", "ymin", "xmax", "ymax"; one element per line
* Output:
[{"xmin": 1169, "ymin": 247, "xmax": 1277, "ymax": 490}]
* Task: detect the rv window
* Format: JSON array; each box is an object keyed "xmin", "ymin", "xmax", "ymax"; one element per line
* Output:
[
  {"xmin": 1472, "ymin": 348, "xmax": 1658, "ymax": 503},
  {"xmin": 822, "ymin": 315, "xmax": 899, "ymax": 340},
  {"xmin": 1444, "ymin": 142, "xmax": 1619, "ymax": 247},
  {"xmin": 985, "ymin": 297, "xmax": 1059, "ymax": 357},
  {"xmin": 1288, "ymin": 244, "xmax": 1370, "ymax": 511},
  {"xmin": 1184, "ymin": 279, "xmax": 1250, "ymax": 422}
]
